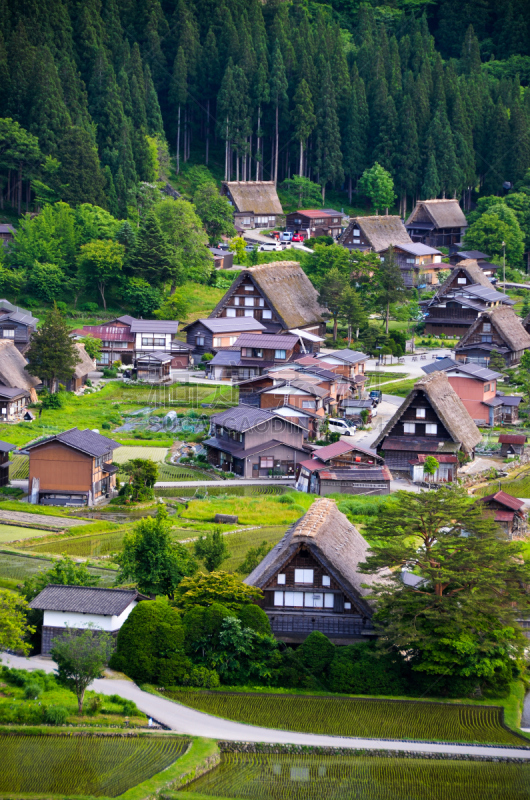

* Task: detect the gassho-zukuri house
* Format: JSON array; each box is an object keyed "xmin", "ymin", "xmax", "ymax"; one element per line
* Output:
[
  {"xmin": 30, "ymin": 585, "xmax": 148, "ymax": 655},
  {"xmin": 245, "ymin": 498, "xmax": 377, "ymax": 644},
  {"xmin": 372, "ymin": 371, "xmax": 482, "ymax": 482}
]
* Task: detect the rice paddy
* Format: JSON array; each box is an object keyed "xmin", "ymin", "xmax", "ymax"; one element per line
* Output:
[
  {"xmin": 0, "ymin": 523, "xmax": 53, "ymax": 542},
  {"xmin": 113, "ymin": 445, "xmax": 169, "ymax": 463},
  {"xmin": 9, "ymin": 454, "xmax": 29, "ymax": 480},
  {"xmin": 0, "ymin": 733, "xmax": 189, "ymax": 797},
  {"xmin": 165, "ymin": 692, "xmax": 526, "ymax": 746},
  {"xmin": 0, "ymin": 551, "xmax": 117, "ymax": 588},
  {"xmin": 155, "ymin": 485, "xmax": 289, "ymax": 498},
  {"xmin": 180, "ymin": 493, "xmax": 315, "ymax": 526},
  {"xmin": 184, "ymin": 752, "xmax": 530, "ymax": 800}
]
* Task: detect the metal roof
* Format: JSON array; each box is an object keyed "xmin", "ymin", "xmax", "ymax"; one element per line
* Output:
[
  {"xmin": 0, "ymin": 439, "xmax": 15, "ymax": 453},
  {"xmin": 311, "ymin": 440, "xmax": 365, "ymax": 461},
  {"xmin": 185, "ymin": 317, "xmax": 266, "ymax": 333},
  {"xmin": 456, "ymin": 250, "xmax": 490, "ymax": 260},
  {"xmin": 319, "ymin": 466, "xmax": 392, "ymax": 482},
  {"xmin": 290, "ymin": 209, "xmax": 337, "ymax": 219},
  {"xmin": 26, "ymin": 427, "xmax": 120, "ymax": 457},
  {"xmin": 235, "ymin": 333, "xmax": 299, "ymax": 349},
  {"xmin": 30, "ymin": 585, "xmax": 144, "ymax": 615},
  {"xmin": 318, "ymin": 349, "xmax": 368, "ymax": 365},
  {"xmin": 479, "ymin": 490, "xmax": 524, "ymax": 511},
  {"xmin": 82, "ymin": 324, "xmax": 135, "ymax": 342},
  {"xmin": 211, "ymin": 405, "xmax": 278, "ymax": 432},
  {"xmin": 128, "ymin": 319, "xmax": 179, "ymax": 333},
  {"xmin": 288, "ymin": 328, "xmax": 325, "ymax": 343},
  {"xmin": 498, "ymin": 434, "xmax": 527, "ymax": 444},
  {"xmin": 136, "ymin": 350, "xmax": 172, "ymax": 362},
  {"xmin": 422, "ymin": 358, "xmax": 502, "ymax": 382},
  {"xmin": 394, "ymin": 242, "xmax": 442, "ymax": 256},
  {"xmin": 461, "ymin": 284, "xmax": 515, "ymax": 304},
  {"xmin": 0, "ymin": 386, "xmax": 30, "ymax": 399}
]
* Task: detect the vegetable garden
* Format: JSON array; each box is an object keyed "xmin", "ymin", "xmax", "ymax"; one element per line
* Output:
[
  {"xmin": 184, "ymin": 752, "xmax": 530, "ymax": 800},
  {"xmin": 0, "ymin": 733, "xmax": 189, "ymax": 797},
  {"xmin": 165, "ymin": 692, "xmax": 526, "ymax": 745}
]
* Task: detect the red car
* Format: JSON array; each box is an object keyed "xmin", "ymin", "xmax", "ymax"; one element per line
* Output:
[{"xmin": 292, "ymin": 233, "xmax": 304, "ymax": 242}]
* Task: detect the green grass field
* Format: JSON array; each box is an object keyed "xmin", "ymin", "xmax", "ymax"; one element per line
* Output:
[
  {"xmin": 473, "ymin": 473, "xmax": 530, "ymax": 498},
  {"xmin": 0, "ymin": 550, "xmax": 117, "ymax": 589},
  {"xmin": 0, "ymin": 523, "xmax": 55, "ymax": 542},
  {"xmin": 9, "ymin": 454, "xmax": 29, "ymax": 480},
  {"xmin": 165, "ymin": 691, "xmax": 526, "ymax": 746},
  {"xmin": 184, "ymin": 752, "xmax": 530, "ymax": 800},
  {"xmin": 113, "ymin": 446, "xmax": 168, "ymax": 463},
  {"xmin": 180, "ymin": 493, "xmax": 315, "ymax": 526},
  {"xmin": 0, "ymin": 733, "xmax": 188, "ymax": 797},
  {"xmin": 186, "ymin": 525, "xmax": 287, "ymax": 573},
  {"xmin": 376, "ymin": 378, "xmax": 418, "ymax": 397}
]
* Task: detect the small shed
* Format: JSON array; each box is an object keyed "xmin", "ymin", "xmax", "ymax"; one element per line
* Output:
[
  {"xmin": 0, "ymin": 439, "xmax": 15, "ymax": 486},
  {"xmin": 30, "ymin": 585, "xmax": 148, "ymax": 655},
  {"xmin": 498, "ymin": 434, "xmax": 527, "ymax": 457},
  {"xmin": 135, "ymin": 351, "xmax": 172, "ymax": 382},
  {"xmin": 476, "ymin": 490, "xmax": 527, "ymax": 540}
]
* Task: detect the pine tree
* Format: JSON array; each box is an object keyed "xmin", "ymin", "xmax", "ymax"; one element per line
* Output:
[
  {"xmin": 169, "ymin": 48, "xmax": 187, "ymax": 175},
  {"xmin": 26, "ymin": 304, "xmax": 81, "ymax": 392},
  {"xmin": 270, "ymin": 41, "xmax": 288, "ymax": 186},
  {"xmin": 395, "ymin": 95, "xmax": 420, "ymax": 216},
  {"xmin": 144, "ymin": 64, "xmax": 164, "ymax": 135},
  {"xmin": 482, "ymin": 100, "xmax": 510, "ymax": 194},
  {"xmin": 314, "ymin": 60, "xmax": 343, "ymax": 203},
  {"xmin": 57, "ymin": 126, "xmax": 106, "ymax": 207},
  {"xmin": 130, "ymin": 209, "xmax": 174, "ymax": 287},
  {"xmin": 217, "ymin": 59, "xmax": 238, "ymax": 181},
  {"xmin": 29, "ymin": 46, "xmax": 71, "ymax": 156},
  {"xmin": 376, "ymin": 245, "xmax": 406, "ymax": 333},
  {"xmin": 291, "ymin": 79, "xmax": 316, "ymax": 178},
  {"xmin": 252, "ymin": 45, "xmax": 269, "ymax": 180},
  {"xmin": 422, "ymin": 139, "xmax": 441, "ymax": 199},
  {"xmin": 508, "ymin": 102, "xmax": 530, "ymax": 184},
  {"xmin": 103, "ymin": 165, "xmax": 119, "ymax": 217},
  {"xmin": 461, "ymin": 25, "xmax": 481, "ymax": 75}
]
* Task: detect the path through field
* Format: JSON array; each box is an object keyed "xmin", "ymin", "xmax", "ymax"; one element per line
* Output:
[
  {"xmin": 2, "ymin": 654, "xmax": 529, "ymax": 759},
  {"xmin": 0, "ymin": 509, "xmax": 91, "ymax": 528}
]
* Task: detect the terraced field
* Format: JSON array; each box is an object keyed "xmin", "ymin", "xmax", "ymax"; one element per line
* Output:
[
  {"xmin": 166, "ymin": 692, "xmax": 526, "ymax": 745},
  {"xmin": 0, "ymin": 551, "xmax": 117, "ymax": 588},
  {"xmin": 0, "ymin": 523, "xmax": 53, "ymax": 542},
  {"xmin": 185, "ymin": 752, "xmax": 530, "ymax": 800},
  {"xmin": 0, "ymin": 733, "xmax": 188, "ymax": 797}
]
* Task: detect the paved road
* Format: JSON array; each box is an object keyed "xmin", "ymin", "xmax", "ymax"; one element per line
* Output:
[{"xmin": 2, "ymin": 654, "xmax": 529, "ymax": 758}]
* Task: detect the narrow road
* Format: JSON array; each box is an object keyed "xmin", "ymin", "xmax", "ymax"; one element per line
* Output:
[
  {"xmin": 155, "ymin": 479, "xmax": 296, "ymax": 488},
  {"xmin": 3, "ymin": 654, "xmax": 529, "ymax": 759}
]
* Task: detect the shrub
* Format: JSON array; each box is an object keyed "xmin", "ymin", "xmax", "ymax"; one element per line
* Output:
[
  {"xmin": 184, "ymin": 666, "xmax": 220, "ymax": 689},
  {"xmin": 297, "ymin": 631, "xmax": 335, "ymax": 677},
  {"xmin": 121, "ymin": 699, "xmax": 139, "ymax": 715},
  {"xmin": 80, "ymin": 302, "xmax": 99, "ymax": 312},
  {"xmin": 86, "ymin": 696, "xmax": 102, "ymax": 716},
  {"xmin": 44, "ymin": 705, "xmax": 69, "ymax": 725},
  {"xmin": 40, "ymin": 391, "xmax": 64, "ymax": 410},
  {"xmin": 24, "ymin": 682, "xmax": 43, "ymax": 700},
  {"xmin": 328, "ymin": 642, "xmax": 408, "ymax": 696},
  {"xmin": 238, "ymin": 604, "xmax": 271, "ymax": 635}
]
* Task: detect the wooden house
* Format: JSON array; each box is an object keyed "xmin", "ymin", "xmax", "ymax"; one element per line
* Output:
[
  {"xmin": 250, "ymin": 379, "xmax": 330, "ymax": 415},
  {"xmin": 0, "ymin": 224, "xmax": 15, "ymax": 248},
  {"xmin": 30, "ymin": 585, "xmax": 147, "ymax": 656},
  {"xmin": 82, "ymin": 316, "xmax": 189, "ymax": 368},
  {"xmin": 0, "ymin": 439, "xmax": 15, "ymax": 486},
  {"xmin": 244, "ymin": 498, "xmax": 378, "ymax": 643},
  {"xmin": 183, "ymin": 317, "xmax": 266, "ymax": 363},
  {"xmin": 0, "ymin": 340, "xmax": 39, "ymax": 402},
  {"xmin": 208, "ymin": 262, "xmax": 326, "ymax": 336},
  {"xmin": 339, "ymin": 215, "xmax": 412, "ymax": 253},
  {"xmin": 267, "ymin": 404, "xmax": 323, "ymax": 440},
  {"xmin": 0, "ymin": 300, "xmax": 38, "ymax": 354},
  {"xmin": 421, "ymin": 260, "xmax": 516, "ymax": 337},
  {"xmin": 340, "ymin": 398, "xmax": 375, "ymax": 423},
  {"xmin": 455, "ymin": 305, "xmax": 530, "ymax": 368},
  {"xmin": 221, "ymin": 181, "xmax": 283, "ymax": 230},
  {"xmin": 449, "ymin": 250, "xmax": 498, "ymax": 279},
  {"xmin": 476, "ymin": 490, "xmax": 528, "ymax": 540},
  {"xmin": 205, "ymin": 405, "xmax": 308, "ymax": 478},
  {"xmin": 378, "ymin": 242, "xmax": 444, "ymax": 288},
  {"xmin": 81, "ymin": 318, "xmax": 136, "ymax": 365},
  {"xmin": 406, "ymin": 199, "xmax": 468, "ymax": 247},
  {"xmin": 285, "ymin": 210, "xmax": 343, "ymax": 239},
  {"xmin": 26, "ymin": 428, "xmax": 120, "ymax": 506},
  {"xmin": 135, "ymin": 351, "xmax": 172, "ymax": 381},
  {"xmin": 295, "ymin": 440, "xmax": 386, "ymax": 495},
  {"xmin": 498, "ymin": 434, "xmax": 527, "ymax": 457},
  {"xmin": 0, "ymin": 387, "xmax": 31, "ymax": 422},
  {"xmin": 372, "ymin": 371, "xmax": 482, "ymax": 481},
  {"xmin": 315, "ymin": 349, "xmax": 368, "ymax": 393},
  {"xmin": 207, "ymin": 332, "xmax": 309, "ymax": 382}
]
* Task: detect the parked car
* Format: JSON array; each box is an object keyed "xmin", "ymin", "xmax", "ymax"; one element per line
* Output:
[
  {"xmin": 292, "ymin": 233, "xmax": 305, "ymax": 242},
  {"xmin": 244, "ymin": 244, "xmax": 256, "ymax": 252},
  {"xmin": 369, "ymin": 390, "xmax": 382, "ymax": 405},
  {"xmin": 328, "ymin": 418, "xmax": 356, "ymax": 436},
  {"xmin": 259, "ymin": 242, "xmax": 283, "ymax": 251},
  {"xmin": 216, "ymin": 242, "xmax": 229, "ymax": 251},
  {"xmin": 280, "ymin": 231, "xmax": 293, "ymax": 242}
]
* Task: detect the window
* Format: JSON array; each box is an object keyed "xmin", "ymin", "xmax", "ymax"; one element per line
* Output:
[
  {"xmin": 416, "ymin": 408, "xmax": 426, "ymax": 418},
  {"xmin": 244, "ymin": 310, "xmax": 254, "ymax": 317},
  {"xmin": 244, "ymin": 297, "xmax": 254, "ymax": 307},
  {"xmin": 141, "ymin": 336, "xmax": 165, "ymax": 347},
  {"xmin": 481, "ymin": 335, "xmax": 492, "ymax": 343},
  {"xmin": 100, "ymin": 352, "xmax": 110, "ymax": 364},
  {"xmin": 196, "ymin": 335, "xmax": 205, "ymax": 346},
  {"xmin": 262, "ymin": 309, "xmax": 272, "ymax": 319},
  {"xmin": 2, "ymin": 329, "xmax": 14, "ymax": 338},
  {"xmin": 457, "ymin": 277, "xmax": 466, "ymax": 284},
  {"xmin": 305, "ymin": 592, "xmax": 323, "ymax": 608},
  {"xmin": 229, "ymin": 336, "xmax": 238, "ymax": 345},
  {"xmin": 294, "ymin": 568, "xmax": 314, "ymax": 584},
  {"xmin": 277, "ymin": 573, "xmax": 286, "ymax": 585},
  {"xmin": 244, "ymin": 285, "xmax": 253, "ymax": 291},
  {"xmin": 269, "ymin": 216, "xmax": 275, "ymax": 221},
  {"xmin": 226, "ymin": 308, "xmax": 236, "ymax": 317},
  {"xmin": 213, "ymin": 337, "xmax": 221, "ymax": 347},
  {"xmin": 406, "ymin": 258, "xmax": 415, "ymax": 264},
  {"xmin": 344, "ymin": 602, "xmax": 351, "ymax": 610},
  {"xmin": 324, "ymin": 593, "xmax": 334, "ymax": 608},
  {"xmin": 302, "ymin": 400, "xmax": 316, "ymax": 409},
  {"xmin": 403, "ymin": 422, "xmax": 415, "ymax": 433},
  {"xmin": 233, "ymin": 296, "xmax": 240, "ymax": 306},
  {"xmin": 258, "ymin": 297, "xmax": 264, "ymax": 307},
  {"xmin": 260, "ymin": 456, "xmax": 274, "ymax": 468},
  {"xmin": 275, "ymin": 349, "xmax": 286, "ymax": 359},
  {"xmin": 274, "ymin": 591, "xmax": 284, "ymax": 606},
  {"xmin": 242, "ymin": 217, "xmax": 251, "ymax": 225},
  {"xmin": 322, "ymin": 575, "xmax": 330, "ymax": 587},
  {"xmin": 425, "ymin": 423, "xmax": 437, "ymax": 435},
  {"xmin": 483, "ymin": 323, "xmax": 491, "ymax": 332},
  {"xmin": 483, "ymin": 383, "xmax": 490, "ymax": 393}
]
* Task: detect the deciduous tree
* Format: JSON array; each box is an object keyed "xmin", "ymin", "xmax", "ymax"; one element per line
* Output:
[
  {"xmin": 358, "ymin": 162, "xmax": 396, "ymax": 214},
  {"xmin": 194, "ymin": 527, "xmax": 231, "ymax": 571},
  {"xmin": 0, "ymin": 589, "xmax": 35, "ymax": 654},
  {"xmin": 77, "ymin": 238, "xmax": 124, "ymax": 310},
  {"xmin": 51, "ymin": 627, "xmax": 113, "ymax": 712}
]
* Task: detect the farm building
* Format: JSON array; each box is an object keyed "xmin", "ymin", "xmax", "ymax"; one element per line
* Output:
[
  {"xmin": 208, "ymin": 262, "xmax": 326, "ymax": 336},
  {"xmin": 498, "ymin": 434, "xmax": 527, "ymax": 457},
  {"xmin": 0, "ymin": 224, "xmax": 15, "ymax": 247},
  {"xmin": 26, "ymin": 427, "xmax": 120, "ymax": 506},
  {"xmin": 0, "ymin": 387, "xmax": 31, "ymax": 422},
  {"xmin": 340, "ymin": 398, "xmax": 375, "ymax": 423},
  {"xmin": 221, "ymin": 181, "xmax": 283, "ymax": 230},
  {"xmin": 455, "ymin": 305, "xmax": 530, "ymax": 368},
  {"xmin": 339, "ymin": 215, "xmax": 412, "ymax": 253},
  {"xmin": 372, "ymin": 371, "xmax": 482, "ymax": 481},
  {"xmin": 0, "ymin": 438, "xmax": 15, "ymax": 486},
  {"xmin": 30, "ymin": 585, "xmax": 147, "ymax": 656},
  {"xmin": 208, "ymin": 247, "xmax": 234, "ymax": 270},
  {"xmin": 295, "ymin": 441, "xmax": 387, "ymax": 495},
  {"xmin": 0, "ymin": 339, "xmax": 39, "ymax": 402},
  {"xmin": 0, "ymin": 299, "xmax": 38, "ymax": 354},
  {"xmin": 245, "ymin": 498, "xmax": 377, "ymax": 643},
  {"xmin": 183, "ymin": 317, "xmax": 266, "ymax": 362},
  {"xmin": 405, "ymin": 199, "xmax": 468, "ymax": 247},
  {"xmin": 135, "ymin": 351, "xmax": 172, "ymax": 382},
  {"xmin": 285, "ymin": 209, "xmax": 343, "ymax": 239},
  {"xmin": 476, "ymin": 491, "xmax": 528, "ymax": 540}
]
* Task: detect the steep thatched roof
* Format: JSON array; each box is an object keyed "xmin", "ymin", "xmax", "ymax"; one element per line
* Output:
[
  {"xmin": 210, "ymin": 262, "xmax": 326, "ymax": 330},
  {"xmin": 436, "ymin": 259, "xmax": 492, "ymax": 296},
  {"xmin": 245, "ymin": 498, "xmax": 378, "ymax": 614},
  {"xmin": 222, "ymin": 181, "xmax": 283, "ymax": 215},
  {"xmin": 457, "ymin": 305, "xmax": 530, "ymax": 353},
  {"xmin": 406, "ymin": 199, "xmax": 467, "ymax": 229},
  {"xmin": 373, "ymin": 371, "xmax": 482, "ymax": 453},
  {"xmin": 341, "ymin": 215, "xmax": 412, "ymax": 252},
  {"xmin": 73, "ymin": 344, "xmax": 95, "ymax": 379},
  {"xmin": 0, "ymin": 340, "xmax": 39, "ymax": 391}
]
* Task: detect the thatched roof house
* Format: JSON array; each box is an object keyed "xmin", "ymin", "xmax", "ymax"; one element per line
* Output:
[
  {"xmin": 437, "ymin": 259, "xmax": 492, "ymax": 294},
  {"xmin": 245, "ymin": 498, "xmax": 377, "ymax": 642},
  {"xmin": 339, "ymin": 215, "xmax": 412, "ymax": 253},
  {"xmin": 372, "ymin": 372, "xmax": 482, "ymax": 479},
  {"xmin": 73, "ymin": 344, "xmax": 95, "ymax": 380},
  {"xmin": 221, "ymin": 181, "xmax": 283, "ymax": 230},
  {"xmin": 0, "ymin": 340, "xmax": 39, "ymax": 400},
  {"xmin": 455, "ymin": 305, "xmax": 530, "ymax": 367},
  {"xmin": 406, "ymin": 199, "xmax": 468, "ymax": 247},
  {"xmin": 209, "ymin": 262, "xmax": 326, "ymax": 335}
]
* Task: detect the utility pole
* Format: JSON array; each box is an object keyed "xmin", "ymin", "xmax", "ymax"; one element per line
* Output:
[{"xmin": 502, "ymin": 240, "xmax": 506, "ymax": 292}]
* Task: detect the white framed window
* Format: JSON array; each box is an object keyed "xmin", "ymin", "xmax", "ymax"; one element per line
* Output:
[
  {"xmin": 244, "ymin": 285, "xmax": 253, "ymax": 291},
  {"xmin": 275, "ymin": 349, "xmax": 286, "ymax": 359},
  {"xmin": 244, "ymin": 310, "xmax": 254, "ymax": 317},
  {"xmin": 416, "ymin": 408, "xmax": 426, "ymax": 418},
  {"xmin": 213, "ymin": 337, "xmax": 221, "ymax": 347},
  {"xmin": 302, "ymin": 400, "xmax": 316, "ymax": 409},
  {"xmin": 260, "ymin": 455, "xmax": 274, "ymax": 468},
  {"xmin": 324, "ymin": 593, "xmax": 334, "ymax": 608},
  {"xmin": 353, "ymin": 229, "xmax": 360, "ymax": 235},
  {"xmin": 404, "ymin": 422, "xmax": 415, "ymax": 433},
  {"xmin": 269, "ymin": 216, "xmax": 275, "ymax": 221},
  {"xmin": 344, "ymin": 602, "xmax": 351, "ymax": 610},
  {"xmin": 294, "ymin": 568, "xmax": 314, "ymax": 584},
  {"xmin": 277, "ymin": 573, "xmax": 286, "ymax": 585},
  {"xmin": 457, "ymin": 277, "xmax": 466, "ymax": 284},
  {"xmin": 244, "ymin": 297, "xmax": 254, "ymax": 307},
  {"xmin": 196, "ymin": 335, "xmax": 205, "ymax": 346},
  {"xmin": 483, "ymin": 323, "xmax": 491, "ymax": 332},
  {"xmin": 262, "ymin": 309, "xmax": 272, "ymax": 319},
  {"xmin": 305, "ymin": 592, "xmax": 323, "ymax": 608},
  {"xmin": 426, "ymin": 423, "xmax": 437, "ymax": 435},
  {"xmin": 259, "ymin": 297, "xmax": 264, "ymax": 307},
  {"xmin": 274, "ymin": 591, "xmax": 284, "ymax": 606},
  {"xmin": 483, "ymin": 383, "xmax": 490, "ymax": 393},
  {"xmin": 229, "ymin": 336, "xmax": 238, "ymax": 345},
  {"xmin": 406, "ymin": 258, "xmax": 415, "ymax": 264},
  {"xmin": 226, "ymin": 308, "xmax": 236, "ymax": 317},
  {"xmin": 2, "ymin": 329, "xmax": 14, "ymax": 338},
  {"xmin": 142, "ymin": 336, "xmax": 165, "ymax": 347},
  {"xmin": 243, "ymin": 217, "xmax": 251, "ymax": 225},
  {"xmin": 233, "ymin": 296, "xmax": 240, "ymax": 306},
  {"xmin": 322, "ymin": 575, "xmax": 330, "ymax": 587}
]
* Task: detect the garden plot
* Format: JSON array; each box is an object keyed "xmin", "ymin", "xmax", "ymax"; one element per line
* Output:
[
  {"xmin": 0, "ymin": 733, "xmax": 188, "ymax": 797},
  {"xmin": 166, "ymin": 692, "xmax": 526, "ymax": 746},
  {"xmin": 115, "ymin": 408, "xmax": 209, "ymax": 435},
  {"xmin": 0, "ymin": 508, "xmax": 91, "ymax": 529},
  {"xmin": 0, "ymin": 551, "xmax": 117, "ymax": 588},
  {"xmin": 185, "ymin": 752, "xmax": 530, "ymax": 800},
  {"xmin": 0, "ymin": 523, "xmax": 53, "ymax": 543},
  {"xmin": 113, "ymin": 445, "xmax": 169, "ymax": 464}
]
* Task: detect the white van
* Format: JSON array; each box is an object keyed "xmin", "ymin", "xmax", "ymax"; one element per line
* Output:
[
  {"xmin": 259, "ymin": 242, "xmax": 283, "ymax": 251},
  {"xmin": 328, "ymin": 418, "xmax": 356, "ymax": 436}
]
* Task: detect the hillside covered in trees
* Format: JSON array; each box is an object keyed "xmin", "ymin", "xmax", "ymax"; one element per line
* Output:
[{"xmin": 0, "ymin": 0, "xmax": 530, "ymax": 219}]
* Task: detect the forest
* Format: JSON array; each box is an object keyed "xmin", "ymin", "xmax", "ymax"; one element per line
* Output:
[{"xmin": 0, "ymin": 0, "xmax": 529, "ymax": 222}]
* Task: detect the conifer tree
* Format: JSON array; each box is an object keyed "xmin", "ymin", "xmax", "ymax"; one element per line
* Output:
[
  {"xmin": 422, "ymin": 140, "xmax": 441, "ymax": 199},
  {"xmin": 57, "ymin": 126, "xmax": 106, "ymax": 208},
  {"xmin": 26, "ymin": 304, "xmax": 81, "ymax": 392},
  {"xmin": 169, "ymin": 47, "xmax": 188, "ymax": 175},
  {"xmin": 291, "ymin": 79, "xmax": 316, "ymax": 178},
  {"xmin": 270, "ymin": 41, "xmax": 288, "ymax": 185},
  {"xmin": 130, "ymin": 209, "xmax": 175, "ymax": 288},
  {"xmin": 314, "ymin": 60, "xmax": 343, "ymax": 203}
]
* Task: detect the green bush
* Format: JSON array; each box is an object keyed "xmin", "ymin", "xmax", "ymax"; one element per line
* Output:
[
  {"xmin": 24, "ymin": 682, "xmax": 43, "ymax": 700},
  {"xmin": 183, "ymin": 666, "xmax": 220, "ymax": 689},
  {"xmin": 87, "ymin": 696, "xmax": 102, "ymax": 716},
  {"xmin": 238, "ymin": 604, "xmax": 271, "ymax": 635},
  {"xmin": 44, "ymin": 705, "xmax": 69, "ymax": 725},
  {"xmin": 297, "ymin": 631, "xmax": 335, "ymax": 677},
  {"xmin": 328, "ymin": 642, "xmax": 408, "ymax": 696},
  {"xmin": 121, "ymin": 699, "xmax": 139, "ymax": 715}
]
